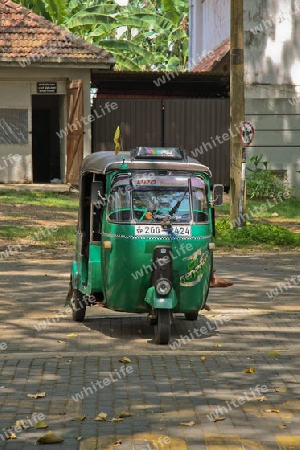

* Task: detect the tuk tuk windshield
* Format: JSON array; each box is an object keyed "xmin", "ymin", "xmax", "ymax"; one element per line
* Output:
[{"xmin": 107, "ymin": 172, "xmax": 208, "ymax": 223}]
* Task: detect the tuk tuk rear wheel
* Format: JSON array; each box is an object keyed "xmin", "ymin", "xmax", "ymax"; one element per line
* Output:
[
  {"xmin": 155, "ymin": 309, "xmax": 171, "ymax": 345},
  {"xmin": 71, "ymin": 289, "xmax": 86, "ymax": 322}
]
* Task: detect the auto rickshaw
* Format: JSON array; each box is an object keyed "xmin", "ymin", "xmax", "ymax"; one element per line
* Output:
[{"xmin": 68, "ymin": 147, "xmax": 223, "ymax": 344}]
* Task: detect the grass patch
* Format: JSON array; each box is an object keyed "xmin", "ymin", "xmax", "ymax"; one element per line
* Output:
[
  {"xmin": 215, "ymin": 217, "xmax": 300, "ymax": 250},
  {"xmin": 0, "ymin": 225, "xmax": 76, "ymax": 248},
  {"xmin": 215, "ymin": 196, "xmax": 300, "ymax": 250},
  {"xmin": 217, "ymin": 196, "xmax": 300, "ymax": 220},
  {"xmin": 0, "ymin": 190, "xmax": 78, "ymax": 210}
]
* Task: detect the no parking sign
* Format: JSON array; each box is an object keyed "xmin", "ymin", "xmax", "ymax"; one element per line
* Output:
[{"xmin": 240, "ymin": 121, "xmax": 255, "ymax": 146}]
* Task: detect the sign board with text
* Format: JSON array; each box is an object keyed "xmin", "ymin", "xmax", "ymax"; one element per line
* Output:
[{"xmin": 37, "ymin": 82, "xmax": 57, "ymax": 94}]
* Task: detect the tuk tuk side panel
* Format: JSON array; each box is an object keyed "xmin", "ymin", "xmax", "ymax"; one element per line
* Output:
[
  {"xmin": 87, "ymin": 243, "xmax": 102, "ymax": 293},
  {"xmin": 173, "ymin": 237, "xmax": 213, "ymax": 313},
  {"xmin": 72, "ymin": 231, "xmax": 88, "ymax": 290},
  {"xmin": 101, "ymin": 223, "xmax": 213, "ymax": 313}
]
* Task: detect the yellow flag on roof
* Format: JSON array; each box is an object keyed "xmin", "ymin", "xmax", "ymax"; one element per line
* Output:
[{"xmin": 114, "ymin": 125, "xmax": 121, "ymax": 155}]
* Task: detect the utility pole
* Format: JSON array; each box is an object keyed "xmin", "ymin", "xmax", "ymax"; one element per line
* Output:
[{"xmin": 230, "ymin": 0, "xmax": 245, "ymax": 228}]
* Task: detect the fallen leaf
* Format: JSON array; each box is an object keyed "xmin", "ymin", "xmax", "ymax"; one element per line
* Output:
[
  {"xmin": 257, "ymin": 396, "xmax": 266, "ymax": 402},
  {"xmin": 56, "ymin": 355, "xmax": 62, "ymax": 359},
  {"xmin": 16, "ymin": 420, "xmax": 28, "ymax": 429},
  {"xmin": 71, "ymin": 416, "xmax": 86, "ymax": 422},
  {"xmin": 119, "ymin": 412, "xmax": 132, "ymax": 418},
  {"xmin": 6, "ymin": 432, "xmax": 17, "ymax": 440},
  {"xmin": 35, "ymin": 421, "xmax": 49, "ymax": 429},
  {"xmin": 278, "ymin": 424, "xmax": 287, "ymax": 429},
  {"xmin": 242, "ymin": 367, "xmax": 255, "ymax": 374},
  {"xmin": 36, "ymin": 431, "xmax": 64, "ymax": 444},
  {"xmin": 275, "ymin": 387, "xmax": 287, "ymax": 393},
  {"xmin": 179, "ymin": 421, "xmax": 195, "ymax": 426},
  {"xmin": 268, "ymin": 351, "xmax": 281, "ymax": 357},
  {"xmin": 119, "ymin": 357, "xmax": 131, "ymax": 364},
  {"xmin": 57, "ymin": 340, "xmax": 66, "ymax": 344},
  {"xmin": 94, "ymin": 412, "xmax": 108, "ymax": 421},
  {"xmin": 213, "ymin": 417, "xmax": 226, "ymax": 422},
  {"xmin": 200, "ymin": 356, "xmax": 206, "ymax": 361},
  {"xmin": 26, "ymin": 392, "xmax": 46, "ymax": 399},
  {"xmin": 264, "ymin": 409, "xmax": 280, "ymax": 413},
  {"xmin": 114, "ymin": 440, "xmax": 122, "ymax": 446},
  {"xmin": 214, "ymin": 344, "xmax": 222, "ymax": 347},
  {"xmin": 67, "ymin": 333, "xmax": 78, "ymax": 338},
  {"xmin": 77, "ymin": 435, "xmax": 83, "ymax": 441},
  {"xmin": 109, "ymin": 418, "xmax": 123, "ymax": 422}
]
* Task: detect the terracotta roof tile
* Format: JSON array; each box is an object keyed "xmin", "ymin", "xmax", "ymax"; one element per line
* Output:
[
  {"xmin": 0, "ymin": 0, "xmax": 113, "ymax": 64},
  {"xmin": 193, "ymin": 38, "xmax": 230, "ymax": 73}
]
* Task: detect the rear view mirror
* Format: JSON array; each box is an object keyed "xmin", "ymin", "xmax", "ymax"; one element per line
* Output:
[
  {"xmin": 91, "ymin": 181, "xmax": 104, "ymax": 205},
  {"xmin": 212, "ymin": 184, "xmax": 224, "ymax": 206}
]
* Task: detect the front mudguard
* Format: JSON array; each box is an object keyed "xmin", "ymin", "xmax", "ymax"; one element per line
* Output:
[{"xmin": 144, "ymin": 286, "xmax": 178, "ymax": 310}]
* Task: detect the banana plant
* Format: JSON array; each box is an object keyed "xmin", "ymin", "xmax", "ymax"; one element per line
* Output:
[
  {"xmin": 14, "ymin": 0, "xmax": 67, "ymax": 24},
  {"xmin": 16, "ymin": 0, "xmax": 189, "ymax": 70}
]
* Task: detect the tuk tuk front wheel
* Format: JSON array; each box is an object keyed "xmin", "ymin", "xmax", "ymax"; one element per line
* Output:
[
  {"xmin": 71, "ymin": 289, "xmax": 86, "ymax": 322},
  {"xmin": 154, "ymin": 309, "xmax": 171, "ymax": 345}
]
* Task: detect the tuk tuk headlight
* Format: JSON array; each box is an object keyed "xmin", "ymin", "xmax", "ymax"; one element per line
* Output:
[{"xmin": 155, "ymin": 279, "xmax": 172, "ymax": 296}]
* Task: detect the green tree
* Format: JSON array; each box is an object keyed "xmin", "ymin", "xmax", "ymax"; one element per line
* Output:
[
  {"xmin": 15, "ymin": 0, "xmax": 189, "ymax": 71},
  {"xmin": 65, "ymin": 0, "xmax": 188, "ymax": 70},
  {"xmin": 14, "ymin": 0, "xmax": 67, "ymax": 24}
]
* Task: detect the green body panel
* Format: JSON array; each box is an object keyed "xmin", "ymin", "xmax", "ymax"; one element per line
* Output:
[
  {"xmin": 72, "ymin": 232, "xmax": 88, "ymax": 290},
  {"xmin": 72, "ymin": 236, "xmax": 103, "ymax": 295},
  {"xmin": 101, "ymin": 222, "xmax": 213, "ymax": 313},
  {"xmin": 87, "ymin": 244, "xmax": 102, "ymax": 293},
  {"xmin": 144, "ymin": 286, "xmax": 178, "ymax": 309}
]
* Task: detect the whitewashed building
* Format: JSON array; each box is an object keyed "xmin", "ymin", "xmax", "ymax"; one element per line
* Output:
[
  {"xmin": 0, "ymin": 0, "xmax": 114, "ymax": 184},
  {"xmin": 190, "ymin": 0, "xmax": 300, "ymax": 195}
]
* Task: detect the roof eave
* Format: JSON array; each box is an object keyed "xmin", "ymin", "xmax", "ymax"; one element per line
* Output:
[{"xmin": 0, "ymin": 57, "xmax": 115, "ymax": 69}]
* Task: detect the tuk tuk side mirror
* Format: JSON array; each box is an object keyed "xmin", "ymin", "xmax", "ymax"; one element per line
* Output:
[
  {"xmin": 91, "ymin": 181, "xmax": 105, "ymax": 207},
  {"xmin": 212, "ymin": 184, "xmax": 224, "ymax": 206}
]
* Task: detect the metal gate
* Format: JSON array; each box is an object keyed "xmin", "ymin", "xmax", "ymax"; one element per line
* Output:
[{"xmin": 93, "ymin": 97, "xmax": 230, "ymax": 185}]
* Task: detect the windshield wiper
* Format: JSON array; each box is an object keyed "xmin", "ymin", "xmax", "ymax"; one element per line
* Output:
[{"xmin": 169, "ymin": 187, "xmax": 189, "ymax": 216}]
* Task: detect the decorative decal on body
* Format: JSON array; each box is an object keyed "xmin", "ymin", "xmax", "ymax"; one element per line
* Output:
[{"xmin": 180, "ymin": 248, "xmax": 209, "ymax": 287}]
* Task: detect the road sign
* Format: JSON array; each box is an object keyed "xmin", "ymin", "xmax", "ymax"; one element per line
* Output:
[{"xmin": 240, "ymin": 121, "xmax": 255, "ymax": 146}]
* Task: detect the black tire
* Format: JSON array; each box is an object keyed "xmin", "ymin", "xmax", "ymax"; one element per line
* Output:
[
  {"xmin": 154, "ymin": 309, "xmax": 171, "ymax": 345},
  {"xmin": 185, "ymin": 311, "xmax": 199, "ymax": 321},
  {"xmin": 71, "ymin": 289, "xmax": 86, "ymax": 322}
]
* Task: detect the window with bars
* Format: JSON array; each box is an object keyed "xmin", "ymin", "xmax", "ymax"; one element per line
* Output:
[{"xmin": 0, "ymin": 109, "xmax": 28, "ymax": 144}]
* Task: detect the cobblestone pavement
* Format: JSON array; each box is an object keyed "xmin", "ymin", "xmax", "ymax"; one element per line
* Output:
[{"xmin": 0, "ymin": 251, "xmax": 300, "ymax": 449}]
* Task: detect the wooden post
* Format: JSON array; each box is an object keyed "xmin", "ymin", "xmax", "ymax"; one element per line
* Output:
[{"xmin": 230, "ymin": 0, "xmax": 245, "ymax": 228}]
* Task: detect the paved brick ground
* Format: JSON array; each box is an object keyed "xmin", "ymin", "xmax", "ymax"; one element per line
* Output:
[{"xmin": 0, "ymin": 251, "xmax": 300, "ymax": 449}]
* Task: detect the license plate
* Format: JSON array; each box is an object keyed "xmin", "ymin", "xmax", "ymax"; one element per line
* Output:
[{"xmin": 135, "ymin": 225, "xmax": 191, "ymax": 236}]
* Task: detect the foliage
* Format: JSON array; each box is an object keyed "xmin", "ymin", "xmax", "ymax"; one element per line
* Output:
[
  {"xmin": 215, "ymin": 217, "xmax": 300, "ymax": 249},
  {"xmin": 15, "ymin": 0, "xmax": 189, "ymax": 71},
  {"xmin": 66, "ymin": 0, "xmax": 189, "ymax": 70},
  {"xmin": 13, "ymin": 0, "xmax": 67, "ymax": 24},
  {"xmin": 246, "ymin": 155, "xmax": 291, "ymax": 199}
]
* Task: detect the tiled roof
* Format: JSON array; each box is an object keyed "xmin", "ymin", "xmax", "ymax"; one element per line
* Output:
[
  {"xmin": 193, "ymin": 38, "xmax": 230, "ymax": 72},
  {"xmin": 0, "ymin": 0, "xmax": 114, "ymax": 65}
]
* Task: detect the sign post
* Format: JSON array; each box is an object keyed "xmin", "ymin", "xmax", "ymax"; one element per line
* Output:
[{"xmin": 239, "ymin": 121, "xmax": 255, "ymax": 227}]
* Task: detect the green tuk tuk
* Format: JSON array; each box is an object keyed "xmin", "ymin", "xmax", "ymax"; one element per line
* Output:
[{"xmin": 69, "ymin": 147, "xmax": 223, "ymax": 344}]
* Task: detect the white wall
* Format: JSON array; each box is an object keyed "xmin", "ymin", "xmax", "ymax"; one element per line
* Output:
[
  {"xmin": 189, "ymin": 0, "xmax": 230, "ymax": 69},
  {"xmin": 0, "ymin": 67, "xmax": 91, "ymax": 183},
  {"xmin": 244, "ymin": 0, "xmax": 300, "ymax": 195}
]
